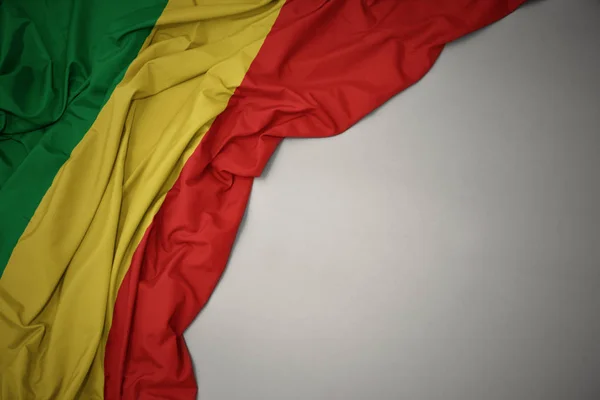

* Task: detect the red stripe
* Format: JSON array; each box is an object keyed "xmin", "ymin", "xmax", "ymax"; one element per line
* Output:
[{"xmin": 104, "ymin": 0, "xmax": 527, "ymax": 398}]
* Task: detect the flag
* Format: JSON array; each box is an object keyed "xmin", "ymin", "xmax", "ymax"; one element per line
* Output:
[{"xmin": 0, "ymin": 0, "xmax": 527, "ymax": 398}]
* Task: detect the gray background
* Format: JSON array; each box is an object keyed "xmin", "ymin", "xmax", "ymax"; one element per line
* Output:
[{"xmin": 185, "ymin": 1, "xmax": 600, "ymax": 399}]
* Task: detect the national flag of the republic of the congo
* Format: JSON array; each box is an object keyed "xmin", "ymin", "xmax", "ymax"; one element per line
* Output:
[{"xmin": 0, "ymin": 1, "xmax": 526, "ymax": 399}]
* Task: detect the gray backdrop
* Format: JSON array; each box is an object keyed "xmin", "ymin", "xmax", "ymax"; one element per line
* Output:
[{"xmin": 185, "ymin": 1, "xmax": 600, "ymax": 399}]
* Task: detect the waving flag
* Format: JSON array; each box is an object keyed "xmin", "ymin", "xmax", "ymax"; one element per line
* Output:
[{"xmin": 1, "ymin": 0, "xmax": 527, "ymax": 398}]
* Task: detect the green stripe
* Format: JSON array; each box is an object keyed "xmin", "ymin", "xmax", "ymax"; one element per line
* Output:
[{"xmin": 0, "ymin": 0, "xmax": 168, "ymax": 276}]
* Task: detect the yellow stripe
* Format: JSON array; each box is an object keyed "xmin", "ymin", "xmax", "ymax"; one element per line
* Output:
[{"xmin": 0, "ymin": 1, "xmax": 284, "ymax": 398}]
